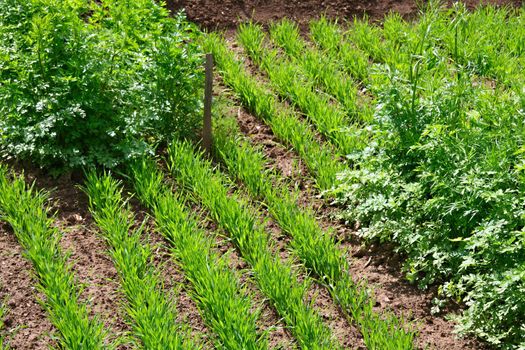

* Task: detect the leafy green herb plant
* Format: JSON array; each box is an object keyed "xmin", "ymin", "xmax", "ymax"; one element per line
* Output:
[{"xmin": 0, "ymin": 0, "xmax": 203, "ymax": 174}]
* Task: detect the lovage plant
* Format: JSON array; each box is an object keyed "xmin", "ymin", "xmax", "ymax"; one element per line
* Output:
[{"xmin": 0, "ymin": 0, "xmax": 203, "ymax": 174}]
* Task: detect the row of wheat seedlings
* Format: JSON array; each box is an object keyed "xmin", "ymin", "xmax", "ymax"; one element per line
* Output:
[
  {"xmin": 0, "ymin": 166, "xmax": 113, "ymax": 350},
  {"xmin": 308, "ymin": 17, "xmax": 386, "ymax": 95},
  {"xmin": 213, "ymin": 118, "xmax": 416, "ymax": 350},
  {"xmin": 204, "ymin": 34, "xmax": 343, "ymax": 190},
  {"xmin": 167, "ymin": 140, "xmax": 341, "ymax": 349},
  {"xmin": 129, "ymin": 160, "xmax": 266, "ymax": 349},
  {"xmin": 267, "ymin": 20, "xmax": 362, "ymax": 118},
  {"xmin": 309, "ymin": 17, "xmax": 370, "ymax": 84},
  {"xmin": 345, "ymin": 17, "xmax": 390, "ymax": 66},
  {"xmin": 237, "ymin": 23, "xmax": 364, "ymax": 156},
  {"xmin": 311, "ymin": 14, "xmax": 447, "ymax": 90},
  {"xmin": 84, "ymin": 172, "xmax": 198, "ymax": 349}
]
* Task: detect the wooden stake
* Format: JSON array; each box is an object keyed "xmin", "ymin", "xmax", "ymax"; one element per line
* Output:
[{"xmin": 202, "ymin": 53, "xmax": 213, "ymax": 154}]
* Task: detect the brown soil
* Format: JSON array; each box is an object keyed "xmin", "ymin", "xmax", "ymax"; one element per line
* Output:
[
  {"xmin": 0, "ymin": 223, "xmax": 55, "ymax": 349},
  {"xmin": 166, "ymin": 0, "xmax": 522, "ymax": 30},
  {"xmin": 347, "ymin": 242, "xmax": 490, "ymax": 350}
]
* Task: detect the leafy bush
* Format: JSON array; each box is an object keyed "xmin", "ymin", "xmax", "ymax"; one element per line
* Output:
[
  {"xmin": 333, "ymin": 74, "xmax": 525, "ymax": 348},
  {"xmin": 329, "ymin": 8, "xmax": 525, "ymax": 348},
  {"xmin": 0, "ymin": 0, "xmax": 203, "ymax": 174}
]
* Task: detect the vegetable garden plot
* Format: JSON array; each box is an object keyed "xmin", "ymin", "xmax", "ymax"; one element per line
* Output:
[
  {"xmin": 2, "ymin": 0, "xmax": 524, "ymax": 349},
  {"xmin": 210, "ymin": 94, "xmax": 484, "ymax": 350}
]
